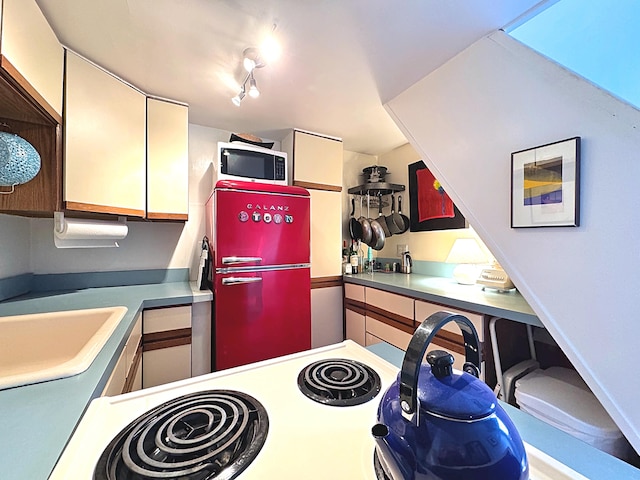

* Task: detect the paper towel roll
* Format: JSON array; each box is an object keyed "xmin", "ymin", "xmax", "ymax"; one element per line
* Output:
[{"xmin": 54, "ymin": 217, "xmax": 128, "ymax": 241}]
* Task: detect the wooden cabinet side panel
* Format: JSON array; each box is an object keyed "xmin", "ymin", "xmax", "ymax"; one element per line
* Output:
[
  {"xmin": 64, "ymin": 51, "xmax": 146, "ymax": 212},
  {"xmin": 1, "ymin": 0, "xmax": 63, "ymax": 115},
  {"xmin": 147, "ymin": 98, "xmax": 189, "ymax": 218},
  {"xmin": 310, "ymin": 189, "xmax": 342, "ymax": 278}
]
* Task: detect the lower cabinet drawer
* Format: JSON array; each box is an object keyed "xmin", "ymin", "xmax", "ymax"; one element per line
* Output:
[{"xmin": 366, "ymin": 316, "xmax": 413, "ymax": 351}]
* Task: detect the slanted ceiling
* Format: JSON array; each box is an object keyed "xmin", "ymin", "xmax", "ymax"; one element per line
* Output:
[{"xmin": 386, "ymin": 31, "xmax": 640, "ymax": 454}]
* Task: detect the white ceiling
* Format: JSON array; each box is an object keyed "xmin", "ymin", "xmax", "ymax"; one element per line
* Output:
[{"xmin": 36, "ymin": 0, "xmax": 547, "ymax": 155}]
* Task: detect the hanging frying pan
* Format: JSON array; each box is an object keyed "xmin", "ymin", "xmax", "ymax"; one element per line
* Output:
[
  {"xmin": 349, "ymin": 197, "xmax": 363, "ymax": 240},
  {"xmin": 397, "ymin": 195, "xmax": 410, "ymax": 233},
  {"xmin": 385, "ymin": 194, "xmax": 404, "ymax": 235},
  {"xmin": 368, "ymin": 194, "xmax": 386, "ymax": 250},
  {"xmin": 358, "ymin": 195, "xmax": 373, "ymax": 246},
  {"xmin": 377, "ymin": 194, "xmax": 392, "ymax": 238}
]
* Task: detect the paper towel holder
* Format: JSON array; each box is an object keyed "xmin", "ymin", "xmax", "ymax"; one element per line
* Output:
[{"xmin": 53, "ymin": 211, "xmax": 128, "ymax": 248}]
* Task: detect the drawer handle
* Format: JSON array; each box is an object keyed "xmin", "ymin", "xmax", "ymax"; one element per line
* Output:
[{"xmin": 222, "ymin": 277, "xmax": 263, "ymax": 286}]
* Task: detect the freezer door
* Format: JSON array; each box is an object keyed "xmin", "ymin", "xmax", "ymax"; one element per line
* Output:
[
  {"xmin": 214, "ymin": 187, "xmax": 310, "ymax": 267},
  {"xmin": 214, "ymin": 267, "xmax": 311, "ymax": 370}
]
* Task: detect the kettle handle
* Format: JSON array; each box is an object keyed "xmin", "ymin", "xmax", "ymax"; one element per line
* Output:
[{"xmin": 399, "ymin": 311, "xmax": 481, "ymax": 423}]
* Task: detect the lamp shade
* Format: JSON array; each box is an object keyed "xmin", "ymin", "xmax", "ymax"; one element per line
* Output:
[
  {"xmin": 0, "ymin": 132, "xmax": 41, "ymax": 188},
  {"xmin": 446, "ymin": 238, "xmax": 488, "ymax": 285}
]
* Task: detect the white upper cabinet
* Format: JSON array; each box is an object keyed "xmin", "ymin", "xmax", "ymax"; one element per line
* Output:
[
  {"xmin": 284, "ymin": 129, "xmax": 343, "ymax": 188},
  {"xmin": 64, "ymin": 50, "xmax": 146, "ymax": 217},
  {"xmin": 0, "ymin": 0, "xmax": 64, "ymax": 117},
  {"xmin": 146, "ymin": 98, "xmax": 189, "ymax": 220}
]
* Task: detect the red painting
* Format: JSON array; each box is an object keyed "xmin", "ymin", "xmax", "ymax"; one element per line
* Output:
[{"xmin": 416, "ymin": 167, "xmax": 455, "ymax": 222}]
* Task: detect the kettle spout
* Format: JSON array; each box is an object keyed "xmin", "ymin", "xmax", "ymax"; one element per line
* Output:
[{"xmin": 371, "ymin": 424, "xmax": 412, "ymax": 480}]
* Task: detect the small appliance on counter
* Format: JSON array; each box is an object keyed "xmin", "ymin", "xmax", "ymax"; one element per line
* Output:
[{"xmin": 400, "ymin": 251, "xmax": 412, "ymax": 274}]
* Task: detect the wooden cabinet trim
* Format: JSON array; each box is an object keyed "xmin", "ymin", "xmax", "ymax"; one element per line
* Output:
[
  {"xmin": 146, "ymin": 212, "xmax": 188, "ymax": 221},
  {"xmin": 345, "ymin": 300, "xmax": 366, "ymax": 316},
  {"xmin": 143, "ymin": 328, "xmax": 192, "ymax": 351},
  {"xmin": 64, "ymin": 201, "xmax": 145, "ymax": 218},
  {"xmin": 293, "ymin": 180, "xmax": 342, "ymax": 193},
  {"xmin": 366, "ymin": 310, "xmax": 415, "ymax": 335},
  {"xmin": 0, "ymin": 55, "xmax": 61, "ymax": 123},
  {"xmin": 366, "ymin": 304, "xmax": 413, "ymax": 329},
  {"xmin": 311, "ymin": 276, "xmax": 343, "ymax": 289}
]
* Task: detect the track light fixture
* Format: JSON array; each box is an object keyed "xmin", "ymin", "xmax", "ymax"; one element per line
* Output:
[{"xmin": 231, "ymin": 47, "xmax": 265, "ymax": 106}]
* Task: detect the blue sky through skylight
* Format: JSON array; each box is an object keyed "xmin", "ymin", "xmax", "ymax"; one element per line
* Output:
[{"xmin": 508, "ymin": 0, "xmax": 640, "ymax": 109}]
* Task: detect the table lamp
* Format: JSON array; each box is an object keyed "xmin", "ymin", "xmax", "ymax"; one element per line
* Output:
[{"xmin": 446, "ymin": 238, "xmax": 488, "ymax": 285}]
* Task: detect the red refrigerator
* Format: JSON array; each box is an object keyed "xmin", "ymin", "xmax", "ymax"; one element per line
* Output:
[{"xmin": 205, "ymin": 180, "xmax": 311, "ymax": 370}]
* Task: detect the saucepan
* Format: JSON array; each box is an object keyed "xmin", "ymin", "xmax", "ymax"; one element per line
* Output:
[
  {"xmin": 349, "ymin": 197, "xmax": 363, "ymax": 241},
  {"xmin": 397, "ymin": 195, "xmax": 410, "ymax": 233}
]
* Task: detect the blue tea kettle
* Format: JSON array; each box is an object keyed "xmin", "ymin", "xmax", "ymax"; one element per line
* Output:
[{"xmin": 372, "ymin": 311, "xmax": 529, "ymax": 480}]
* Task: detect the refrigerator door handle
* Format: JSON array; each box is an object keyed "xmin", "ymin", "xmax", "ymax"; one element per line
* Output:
[
  {"xmin": 222, "ymin": 277, "xmax": 263, "ymax": 286},
  {"xmin": 222, "ymin": 256, "xmax": 263, "ymax": 265}
]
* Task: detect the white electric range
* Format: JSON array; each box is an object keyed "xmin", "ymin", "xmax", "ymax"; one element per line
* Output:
[{"xmin": 49, "ymin": 340, "xmax": 587, "ymax": 480}]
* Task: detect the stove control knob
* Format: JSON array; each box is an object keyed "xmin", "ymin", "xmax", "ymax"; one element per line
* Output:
[
  {"xmin": 285, "ymin": 214, "xmax": 294, "ymax": 224},
  {"xmin": 252, "ymin": 212, "xmax": 261, "ymax": 222},
  {"xmin": 238, "ymin": 211, "xmax": 249, "ymax": 222},
  {"xmin": 263, "ymin": 213, "xmax": 272, "ymax": 223},
  {"xmin": 273, "ymin": 214, "xmax": 283, "ymax": 224}
]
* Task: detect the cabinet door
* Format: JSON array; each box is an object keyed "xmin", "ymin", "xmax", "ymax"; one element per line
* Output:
[
  {"xmin": 365, "ymin": 316, "xmax": 413, "ymax": 351},
  {"xmin": 291, "ymin": 130, "xmax": 343, "ymax": 187},
  {"xmin": 147, "ymin": 98, "xmax": 189, "ymax": 220},
  {"xmin": 310, "ymin": 189, "xmax": 342, "ymax": 277},
  {"xmin": 142, "ymin": 305, "xmax": 192, "ymax": 389},
  {"xmin": 1, "ymin": 0, "xmax": 63, "ymax": 116},
  {"xmin": 345, "ymin": 308, "xmax": 366, "ymax": 346},
  {"xmin": 64, "ymin": 50, "xmax": 146, "ymax": 216},
  {"xmin": 102, "ymin": 347, "xmax": 126, "ymax": 397}
]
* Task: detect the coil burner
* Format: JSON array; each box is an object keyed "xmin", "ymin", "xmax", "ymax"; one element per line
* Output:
[
  {"xmin": 94, "ymin": 390, "xmax": 268, "ymax": 480},
  {"xmin": 297, "ymin": 358, "xmax": 382, "ymax": 407}
]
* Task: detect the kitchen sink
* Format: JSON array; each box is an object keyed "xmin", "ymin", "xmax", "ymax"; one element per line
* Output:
[{"xmin": 0, "ymin": 306, "xmax": 127, "ymax": 390}]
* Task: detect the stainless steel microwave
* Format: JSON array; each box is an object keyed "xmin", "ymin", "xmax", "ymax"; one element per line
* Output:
[{"xmin": 217, "ymin": 141, "xmax": 288, "ymax": 186}]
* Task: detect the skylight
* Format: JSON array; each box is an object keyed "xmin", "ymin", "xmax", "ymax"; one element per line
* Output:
[{"xmin": 507, "ymin": 0, "xmax": 640, "ymax": 110}]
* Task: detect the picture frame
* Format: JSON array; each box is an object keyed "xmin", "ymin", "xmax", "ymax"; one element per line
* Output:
[
  {"xmin": 408, "ymin": 160, "xmax": 466, "ymax": 232},
  {"xmin": 511, "ymin": 137, "xmax": 581, "ymax": 228}
]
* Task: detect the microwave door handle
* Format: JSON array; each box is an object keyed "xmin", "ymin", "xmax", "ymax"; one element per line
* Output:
[
  {"xmin": 222, "ymin": 256, "xmax": 263, "ymax": 265},
  {"xmin": 222, "ymin": 277, "xmax": 263, "ymax": 286}
]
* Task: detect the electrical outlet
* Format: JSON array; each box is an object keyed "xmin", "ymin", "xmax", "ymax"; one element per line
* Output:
[{"xmin": 397, "ymin": 244, "xmax": 408, "ymax": 256}]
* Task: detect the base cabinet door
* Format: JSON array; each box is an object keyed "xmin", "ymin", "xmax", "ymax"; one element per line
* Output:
[
  {"xmin": 345, "ymin": 308, "xmax": 366, "ymax": 346},
  {"xmin": 102, "ymin": 312, "xmax": 142, "ymax": 396},
  {"xmin": 142, "ymin": 305, "xmax": 192, "ymax": 389}
]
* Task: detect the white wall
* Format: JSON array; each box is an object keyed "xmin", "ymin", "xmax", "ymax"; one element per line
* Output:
[
  {"xmin": 376, "ymin": 143, "xmax": 492, "ymax": 262},
  {"xmin": 386, "ymin": 31, "xmax": 640, "ymax": 452},
  {"xmin": 0, "ymin": 214, "xmax": 31, "ymax": 277}
]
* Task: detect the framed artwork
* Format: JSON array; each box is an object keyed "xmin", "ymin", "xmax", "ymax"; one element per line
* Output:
[
  {"xmin": 408, "ymin": 161, "xmax": 466, "ymax": 232},
  {"xmin": 511, "ymin": 137, "xmax": 581, "ymax": 228}
]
